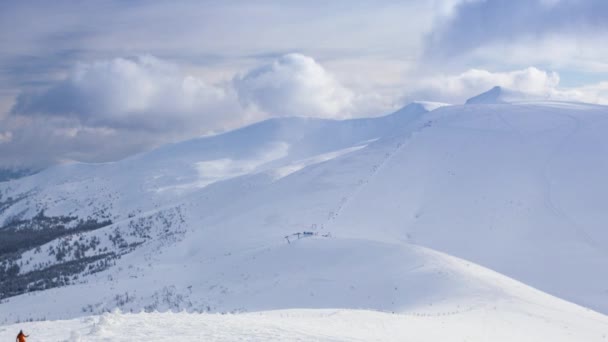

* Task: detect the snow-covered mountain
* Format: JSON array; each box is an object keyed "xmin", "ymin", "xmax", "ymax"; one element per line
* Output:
[{"xmin": 1, "ymin": 90, "xmax": 608, "ymax": 338}]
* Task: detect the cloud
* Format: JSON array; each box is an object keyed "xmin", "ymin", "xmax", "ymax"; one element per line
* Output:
[
  {"xmin": 234, "ymin": 53, "xmax": 354, "ymax": 118},
  {"xmin": 3, "ymin": 55, "xmax": 248, "ymax": 169},
  {"xmin": 0, "ymin": 0, "xmax": 441, "ymax": 115},
  {"xmin": 0, "ymin": 115, "xmax": 160, "ymax": 169},
  {"xmin": 408, "ymin": 67, "xmax": 560, "ymax": 103},
  {"xmin": 425, "ymin": 0, "xmax": 608, "ymax": 67},
  {"xmin": 11, "ymin": 55, "xmax": 234, "ymax": 131},
  {"xmin": 404, "ymin": 66, "xmax": 608, "ymax": 106},
  {"xmin": 1, "ymin": 53, "xmax": 360, "ymax": 169},
  {"xmin": 552, "ymin": 82, "xmax": 608, "ymax": 105},
  {"xmin": 0, "ymin": 131, "xmax": 12, "ymax": 144}
]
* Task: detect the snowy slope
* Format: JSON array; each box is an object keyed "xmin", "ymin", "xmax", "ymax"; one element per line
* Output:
[
  {"xmin": 2, "ymin": 307, "xmax": 608, "ymax": 342},
  {"xmin": 0, "ymin": 236, "xmax": 574, "ymax": 321},
  {"xmin": 322, "ymin": 100, "xmax": 608, "ymax": 313},
  {"xmin": 3, "ymin": 236, "xmax": 608, "ymax": 340},
  {"xmin": 1, "ymin": 92, "xmax": 608, "ymax": 332},
  {"xmin": 0, "ymin": 102, "xmax": 428, "ymax": 224}
]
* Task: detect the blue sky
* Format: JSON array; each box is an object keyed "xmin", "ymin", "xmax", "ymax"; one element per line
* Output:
[{"xmin": 0, "ymin": 0, "xmax": 607, "ymax": 168}]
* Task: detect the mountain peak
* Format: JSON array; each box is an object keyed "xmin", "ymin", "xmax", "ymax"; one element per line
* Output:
[
  {"xmin": 465, "ymin": 86, "xmax": 551, "ymax": 105},
  {"xmin": 465, "ymin": 86, "xmax": 509, "ymax": 105},
  {"xmin": 387, "ymin": 101, "xmax": 449, "ymax": 118}
]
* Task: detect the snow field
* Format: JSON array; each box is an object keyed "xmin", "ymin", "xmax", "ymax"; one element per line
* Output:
[{"xmin": 2, "ymin": 306, "xmax": 608, "ymax": 342}]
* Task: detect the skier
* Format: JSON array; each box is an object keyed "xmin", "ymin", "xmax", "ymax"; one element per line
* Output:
[{"xmin": 16, "ymin": 330, "xmax": 29, "ymax": 342}]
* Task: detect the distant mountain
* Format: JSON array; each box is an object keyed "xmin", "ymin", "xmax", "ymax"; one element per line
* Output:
[
  {"xmin": 0, "ymin": 168, "xmax": 39, "ymax": 182},
  {"xmin": 1, "ymin": 95, "xmax": 608, "ymax": 332}
]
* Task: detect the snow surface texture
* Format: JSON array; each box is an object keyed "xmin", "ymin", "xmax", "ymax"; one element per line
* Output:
[
  {"xmin": 1, "ymin": 90, "xmax": 608, "ymax": 339},
  {"xmin": 1, "ymin": 308, "xmax": 607, "ymax": 342}
]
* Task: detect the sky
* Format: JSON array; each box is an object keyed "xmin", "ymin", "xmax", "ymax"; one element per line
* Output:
[{"xmin": 1, "ymin": 0, "xmax": 608, "ymax": 169}]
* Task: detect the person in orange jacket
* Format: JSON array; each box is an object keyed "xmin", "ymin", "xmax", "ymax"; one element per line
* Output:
[{"xmin": 16, "ymin": 330, "xmax": 29, "ymax": 342}]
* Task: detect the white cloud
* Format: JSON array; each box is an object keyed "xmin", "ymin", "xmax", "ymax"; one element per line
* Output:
[
  {"xmin": 2, "ymin": 53, "xmax": 361, "ymax": 168},
  {"xmin": 234, "ymin": 53, "xmax": 354, "ymax": 119},
  {"xmin": 11, "ymin": 55, "xmax": 235, "ymax": 131},
  {"xmin": 4, "ymin": 55, "xmax": 250, "ymax": 168},
  {"xmin": 552, "ymin": 82, "xmax": 608, "ymax": 105},
  {"xmin": 410, "ymin": 67, "xmax": 560, "ymax": 103},
  {"xmin": 407, "ymin": 66, "xmax": 608, "ymax": 105}
]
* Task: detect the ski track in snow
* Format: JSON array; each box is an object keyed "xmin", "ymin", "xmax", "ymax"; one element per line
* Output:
[
  {"xmin": 539, "ymin": 110, "xmax": 608, "ymax": 257},
  {"xmin": 323, "ymin": 119, "xmax": 433, "ymax": 234}
]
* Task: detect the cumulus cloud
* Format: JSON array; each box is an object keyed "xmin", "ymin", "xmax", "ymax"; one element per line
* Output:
[
  {"xmin": 234, "ymin": 53, "xmax": 354, "ymax": 119},
  {"xmin": 11, "ymin": 55, "xmax": 233, "ymax": 131},
  {"xmin": 409, "ymin": 67, "xmax": 560, "ymax": 103},
  {"xmin": 3, "ymin": 55, "xmax": 249, "ymax": 168},
  {"xmin": 2, "ymin": 53, "xmax": 360, "ymax": 168},
  {"xmin": 552, "ymin": 82, "xmax": 608, "ymax": 105},
  {"xmin": 426, "ymin": 0, "xmax": 608, "ymax": 65},
  {"xmin": 405, "ymin": 66, "xmax": 608, "ymax": 105}
]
